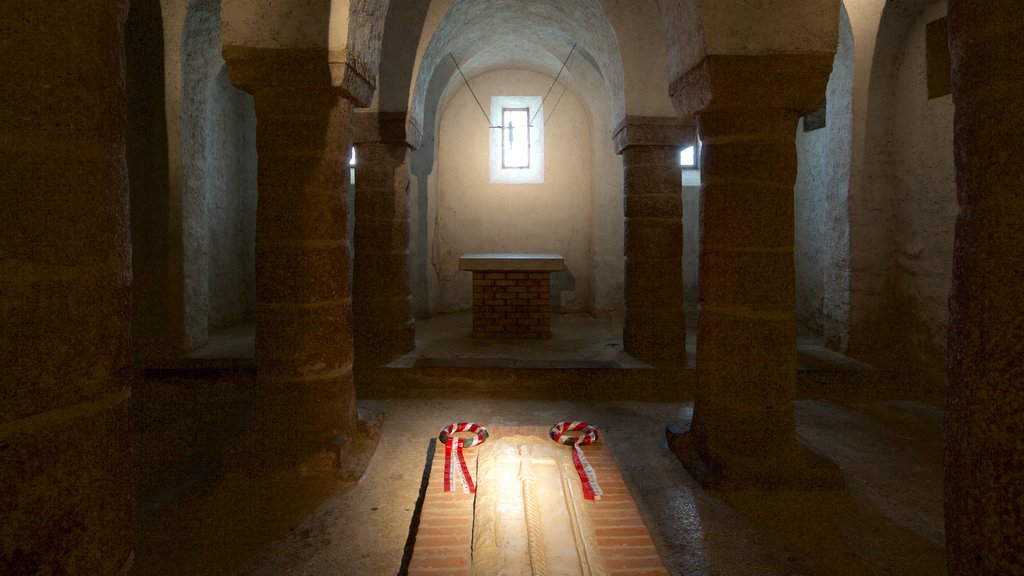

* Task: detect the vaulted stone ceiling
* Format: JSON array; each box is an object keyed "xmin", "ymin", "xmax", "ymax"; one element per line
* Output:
[{"xmin": 403, "ymin": 0, "xmax": 626, "ymax": 136}]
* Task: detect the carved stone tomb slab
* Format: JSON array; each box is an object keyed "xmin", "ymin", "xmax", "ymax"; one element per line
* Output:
[{"xmin": 472, "ymin": 435, "xmax": 607, "ymax": 576}]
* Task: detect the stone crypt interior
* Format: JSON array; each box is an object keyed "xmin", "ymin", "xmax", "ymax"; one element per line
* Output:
[{"xmin": 2, "ymin": 1, "xmax": 1022, "ymax": 575}]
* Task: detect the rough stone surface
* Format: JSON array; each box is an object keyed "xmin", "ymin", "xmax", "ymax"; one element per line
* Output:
[
  {"xmin": 618, "ymin": 122, "xmax": 691, "ymax": 366},
  {"xmin": 613, "ymin": 115, "xmax": 695, "ymax": 154},
  {"xmin": 176, "ymin": 0, "xmax": 259, "ymax": 353},
  {"xmin": 945, "ymin": 1, "xmax": 1024, "ymax": 574},
  {"xmin": 846, "ymin": 0, "xmax": 953, "ymax": 382},
  {"xmin": 204, "ymin": 67, "xmax": 257, "ymax": 330},
  {"xmin": 888, "ymin": 0, "xmax": 956, "ymax": 389},
  {"xmin": 794, "ymin": 10, "xmax": 854, "ymax": 342},
  {"xmin": 353, "ymin": 112, "xmax": 416, "ymax": 367},
  {"xmin": 223, "ymin": 47, "xmax": 361, "ymax": 470},
  {"xmin": 0, "ymin": 0, "xmax": 135, "ymax": 573},
  {"xmin": 670, "ymin": 54, "xmax": 841, "ymax": 488},
  {"xmin": 661, "ymin": 0, "xmax": 840, "ymax": 88}
]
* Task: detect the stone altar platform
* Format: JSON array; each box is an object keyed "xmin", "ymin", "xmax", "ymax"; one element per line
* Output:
[
  {"xmin": 459, "ymin": 254, "xmax": 565, "ymax": 339},
  {"xmin": 405, "ymin": 425, "xmax": 668, "ymax": 575}
]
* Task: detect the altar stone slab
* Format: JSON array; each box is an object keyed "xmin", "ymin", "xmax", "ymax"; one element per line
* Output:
[{"xmin": 459, "ymin": 253, "xmax": 566, "ymax": 272}]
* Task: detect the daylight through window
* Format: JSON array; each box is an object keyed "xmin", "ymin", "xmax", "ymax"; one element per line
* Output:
[
  {"xmin": 489, "ymin": 96, "xmax": 543, "ymax": 183},
  {"xmin": 502, "ymin": 108, "xmax": 531, "ymax": 169}
]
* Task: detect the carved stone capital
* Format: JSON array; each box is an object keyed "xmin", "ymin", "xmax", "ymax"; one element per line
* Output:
[
  {"xmin": 223, "ymin": 45, "xmax": 374, "ymax": 106},
  {"xmin": 329, "ymin": 47, "xmax": 376, "ymax": 107},
  {"xmin": 352, "ymin": 110, "xmax": 417, "ymax": 148},
  {"xmin": 670, "ymin": 54, "xmax": 834, "ymax": 119},
  {"xmin": 613, "ymin": 115, "xmax": 696, "ymax": 154}
]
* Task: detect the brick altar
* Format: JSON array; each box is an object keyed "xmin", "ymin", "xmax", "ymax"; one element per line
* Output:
[{"xmin": 459, "ymin": 254, "xmax": 565, "ymax": 339}]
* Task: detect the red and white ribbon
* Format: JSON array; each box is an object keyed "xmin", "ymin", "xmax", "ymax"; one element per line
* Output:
[
  {"xmin": 438, "ymin": 422, "xmax": 489, "ymax": 494},
  {"xmin": 549, "ymin": 421, "xmax": 603, "ymax": 500}
]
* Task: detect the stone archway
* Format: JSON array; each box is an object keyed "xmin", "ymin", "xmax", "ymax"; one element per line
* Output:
[
  {"xmin": 180, "ymin": 0, "xmax": 258, "ymax": 354},
  {"xmin": 849, "ymin": 0, "xmax": 957, "ymax": 388},
  {"xmin": 794, "ymin": 5, "xmax": 855, "ymax": 346},
  {"xmin": 402, "ymin": 0, "xmax": 630, "ymax": 330}
]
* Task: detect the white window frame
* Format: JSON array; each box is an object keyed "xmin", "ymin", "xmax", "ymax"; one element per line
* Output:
[{"xmin": 490, "ymin": 96, "xmax": 543, "ymax": 183}]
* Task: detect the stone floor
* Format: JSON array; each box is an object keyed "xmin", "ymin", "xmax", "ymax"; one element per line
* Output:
[{"xmin": 133, "ymin": 314, "xmax": 946, "ymax": 576}]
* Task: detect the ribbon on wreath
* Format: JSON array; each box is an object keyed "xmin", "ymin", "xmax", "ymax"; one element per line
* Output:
[
  {"xmin": 549, "ymin": 421, "xmax": 603, "ymax": 500},
  {"xmin": 438, "ymin": 422, "xmax": 489, "ymax": 494}
]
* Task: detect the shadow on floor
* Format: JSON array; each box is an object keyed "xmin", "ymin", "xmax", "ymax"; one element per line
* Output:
[{"xmin": 131, "ymin": 314, "xmax": 942, "ymax": 575}]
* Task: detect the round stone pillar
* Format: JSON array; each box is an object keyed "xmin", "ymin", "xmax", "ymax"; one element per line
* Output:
[
  {"xmin": 352, "ymin": 111, "xmax": 416, "ymax": 368},
  {"xmin": 0, "ymin": 0, "xmax": 135, "ymax": 573},
  {"xmin": 224, "ymin": 47, "xmax": 359, "ymax": 472},
  {"xmin": 614, "ymin": 116, "xmax": 694, "ymax": 367},
  {"xmin": 946, "ymin": 2, "xmax": 1024, "ymax": 573},
  {"xmin": 669, "ymin": 56, "xmax": 841, "ymax": 488}
]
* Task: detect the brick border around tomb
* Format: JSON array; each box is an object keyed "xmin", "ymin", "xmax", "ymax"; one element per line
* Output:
[{"xmin": 406, "ymin": 425, "xmax": 668, "ymax": 576}]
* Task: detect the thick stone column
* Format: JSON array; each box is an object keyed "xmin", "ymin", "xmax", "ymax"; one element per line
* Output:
[
  {"xmin": 668, "ymin": 56, "xmax": 840, "ymax": 488},
  {"xmin": 945, "ymin": 3, "xmax": 1024, "ymax": 573},
  {"xmin": 0, "ymin": 1, "xmax": 135, "ymax": 573},
  {"xmin": 614, "ymin": 116, "xmax": 694, "ymax": 367},
  {"xmin": 223, "ymin": 47, "xmax": 360, "ymax": 472},
  {"xmin": 352, "ymin": 111, "xmax": 416, "ymax": 368}
]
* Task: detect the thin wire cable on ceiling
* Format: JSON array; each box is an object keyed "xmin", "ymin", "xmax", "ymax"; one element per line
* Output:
[
  {"xmin": 449, "ymin": 52, "xmax": 495, "ymax": 127},
  {"xmin": 543, "ymin": 48, "xmax": 577, "ymax": 127},
  {"xmin": 449, "ymin": 41, "xmax": 578, "ymax": 130},
  {"xmin": 531, "ymin": 42, "xmax": 576, "ymax": 127}
]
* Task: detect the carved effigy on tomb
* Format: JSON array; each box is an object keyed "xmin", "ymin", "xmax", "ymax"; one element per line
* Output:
[
  {"xmin": 407, "ymin": 424, "xmax": 667, "ymax": 576},
  {"xmin": 471, "ymin": 434, "xmax": 608, "ymax": 576}
]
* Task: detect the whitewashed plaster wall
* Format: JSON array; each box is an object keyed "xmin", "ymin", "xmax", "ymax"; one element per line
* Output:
[
  {"xmin": 582, "ymin": 63, "xmax": 623, "ymax": 317},
  {"xmin": 204, "ymin": 66, "xmax": 258, "ymax": 329},
  {"xmin": 431, "ymin": 69, "xmax": 595, "ymax": 314},
  {"xmin": 589, "ymin": 134, "xmax": 625, "ymax": 317},
  {"xmin": 181, "ymin": 0, "xmax": 216, "ymax": 345},
  {"xmin": 408, "ymin": 0, "xmax": 627, "ymax": 139},
  {"xmin": 795, "ymin": 124, "xmax": 829, "ymax": 337},
  {"xmin": 841, "ymin": 0, "xmax": 886, "ymax": 353},
  {"xmin": 399, "ymin": 0, "xmax": 676, "ymax": 318},
  {"xmin": 845, "ymin": 0, "xmax": 953, "ymax": 388},
  {"xmin": 597, "ymin": 0, "xmax": 675, "ymax": 117},
  {"xmin": 795, "ymin": 8, "xmax": 855, "ymax": 338},
  {"xmin": 156, "ymin": 0, "xmax": 257, "ymax": 353},
  {"xmin": 888, "ymin": 0, "xmax": 955, "ymax": 385}
]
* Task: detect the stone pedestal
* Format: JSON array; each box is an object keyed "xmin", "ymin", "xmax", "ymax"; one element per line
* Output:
[
  {"xmin": 614, "ymin": 117, "xmax": 694, "ymax": 366},
  {"xmin": 668, "ymin": 55, "xmax": 842, "ymax": 489},
  {"xmin": 0, "ymin": 1, "xmax": 135, "ymax": 573},
  {"xmin": 224, "ymin": 47, "xmax": 361, "ymax": 472},
  {"xmin": 352, "ymin": 111, "xmax": 415, "ymax": 367},
  {"xmin": 945, "ymin": 3, "xmax": 1024, "ymax": 573}
]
